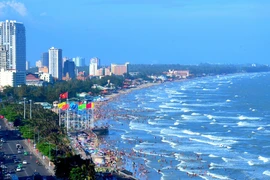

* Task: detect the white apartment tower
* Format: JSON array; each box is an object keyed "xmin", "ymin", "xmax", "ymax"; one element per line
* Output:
[
  {"xmin": 0, "ymin": 20, "xmax": 26, "ymax": 71},
  {"xmin": 48, "ymin": 47, "xmax": 62, "ymax": 80},
  {"xmin": 89, "ymin": 57, "xmax": 99, "ymax": 76}
]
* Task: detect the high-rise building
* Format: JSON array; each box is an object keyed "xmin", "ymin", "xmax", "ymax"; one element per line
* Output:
[
  {"xmin": 42, "ymin": 52, "xmax": 49, "ymax": 67},
  {"xmin": 63, "ymin": 60, "xmax": 75, "ymax": 79},
  {"xmin": 62, "ymin": 57, "xmax": 69, "ymax": 68},
  {"xmin": 0, "ymin": 20, "xmax": 26, "ymax": 71},
  {"xmin": 26, "ymin": 60, "xmax": 30, "ymax": 70},
  {"xmin": 48, "ymin": 47, "xmax": 62, "ymax": 80},
  {"xmin": 72, "ymin": 57, "xmax": 85, "ymax": 67},
  {"xmin": 111, "ymin": 62, "xmax": 129, "ymax": 75},
  {"xmin": 89, "ymin": 57, "xmax": 99, "ymax": 76},
  {"xmin": 0, "ymin": 46, "xmax": 7, "ymax": 70},
  {"xmin": 36, "ymin": 60, "xmax": 42, "ymax": 68},
  {"xmin": 0, "ymin": 68, "xmax": 26, "ymax": 87}
]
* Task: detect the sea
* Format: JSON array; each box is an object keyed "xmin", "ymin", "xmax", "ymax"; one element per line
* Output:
[{"xmin": 96, "ymin": 72, "xmax": 270, "ymax": 180}]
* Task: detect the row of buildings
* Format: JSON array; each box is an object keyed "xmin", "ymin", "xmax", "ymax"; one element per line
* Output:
[{"xmin": 0, "ymin": 20, "xmax": 129, "ymax": 88}]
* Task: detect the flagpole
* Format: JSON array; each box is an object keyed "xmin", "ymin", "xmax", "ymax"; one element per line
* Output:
[
  {"xmin": 91, "ymin": 106, "xmax": 94, "ymax": 129},
  {"xmin": 88, "ymin": 108, "xmax": 90, "ymax": 129},
  {"xmin": 59, "ymin": 97, "xmax": 61, "ymax": 127},
  {"xmin": 67, "ymin": 98, "xmax": 69, "ymax": 132}
]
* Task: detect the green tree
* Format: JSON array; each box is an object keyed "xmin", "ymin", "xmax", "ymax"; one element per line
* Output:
[{"xmin": 69, "ymin": 167, "xmax": 85, "ymax": 180}]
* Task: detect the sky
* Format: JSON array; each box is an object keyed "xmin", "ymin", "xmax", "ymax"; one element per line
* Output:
[{"xmin": 0, "ymin": 0, "xmax": 269, "ymax": 66}]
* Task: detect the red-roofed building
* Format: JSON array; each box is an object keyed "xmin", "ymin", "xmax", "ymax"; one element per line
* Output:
[{"xmin": 26, "ymin": 73, "xmax": 45, "ymax": 86}]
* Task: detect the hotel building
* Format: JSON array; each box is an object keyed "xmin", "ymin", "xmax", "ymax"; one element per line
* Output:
[
  {"xmin": 89, "ymin": 57, "xmax": 99, "ymax": 76},
  {"xmin": 111, "ymin": 62, "xmax": 129, "ymax": 75},
  {"xmin": 48, "ymin": 47, "xmax": 62, "ymax": 80},
  {"xmin": 0, "ymin": 20, "xmax": 26, "ymax": 71}
]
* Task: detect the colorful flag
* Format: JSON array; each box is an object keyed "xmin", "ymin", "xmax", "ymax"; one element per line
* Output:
[
  {"xmin": 91, "ymin": 102, "xmax": 94, "ymax": 108},
  {"xmin": 86, "ymin": 103, "xmax": 92, "ymax": 109},
  {"xmin": 58, "ymin": 102, "xmax": 66, "ymax": 108},
  {"xmin": 60, "ymin": 92, "xmax": 68, "ymax": 99},
  {"xmin": 78, "ymin": 103, "xmax": 86, "ymax": 110},
  {"xmin": 62, "ymin": 104, "xmax": 69, "ymax": 110},
  {"xmin": 70, "ymin": 102, "xmax": 78, "ymax": 110}
]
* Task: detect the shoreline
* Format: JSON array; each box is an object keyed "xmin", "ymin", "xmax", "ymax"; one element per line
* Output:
[
  {"xmin": 91, "ymin": 79, "xmax": 187, "ymax": 179},
  {"xmin": 93, "ymin": 82, "xmax": 161, "ymax": 121}
]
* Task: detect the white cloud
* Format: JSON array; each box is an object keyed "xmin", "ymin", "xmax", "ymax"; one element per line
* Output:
[{"xmin": 0, "ymin": 1, "xmax": 27, "ymax": 16}]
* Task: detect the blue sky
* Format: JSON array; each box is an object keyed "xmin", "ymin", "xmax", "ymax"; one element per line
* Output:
[{"xmin": 0, "ymin": 0, "xmax": 269, "ymax": 66}]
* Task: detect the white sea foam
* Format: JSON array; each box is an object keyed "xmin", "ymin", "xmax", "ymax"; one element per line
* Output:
[
  {"xmin": 248, "ymin": 161, "xmax": 254, "ymax": 166},
  {"xmin": 182, "ymin": 130, "xmax": 200, "ymax": 136},
  {"xmin": 206, "ymin": 172, "xmax": 231, "ymax": 180},
  {"xmin": 169, "ymin": 126, "xmax": 177, "ymax": 129},
  {"xmin": 222, "ymin": 157, "xmax": 229, "ymax": 162},
  {"xmin": 201, "ymin": 134, "xmax": 222, "ymax": 141},
  {"xmin": 174, "ymin": 121, "xmax": 180, "ymax": 125},
  {"xmin": 121, "ymin": 134, "xmax": 135, "ymax": 141},
  {"xmin": 209, "ymin": 154, "xmax": 219, "ymax": 158},
  {"xmin": 181, "ymin": 115, "xmax": 198, "ymax": 120},
  {"xmin": 148, "ymin": 120, "xmax": 157, "ymax": 125},
  {"xmin": 160, "ymin": 129, "xmax": 184, "ymax": 138},
  {"xmin": 237, "ymin": 122, "xmax": 255, "ymax": 127},
  {"xmin": 204, "ymin": 114, "xmax": 213, "ymax": 119},
  {"xmin": 257, "ymin": 126, "xmax": 265, "ymax": 130},
  {"xmin": 238, "ymin": 115, "xmax": 260, "ymax": 120},
  {"xmin": 161, "ymin": 138, "xmax": 177, "ymax": 148},
  {"xmin": 129, "ymin": 121, "xmax": 160, "ymax": 133},
  {"xmin": 181, "ymin": 108, "xmax": 191, "ymax": 112},
  {"xmin": 226, "ymin": 99, "xmax": 231, "ymax": 102},
  {"xmin": 258, "ymin": 156, "xmax": 270, "ymax": 163},
  {"xmin": 191, "ymin": 112, "xmax": 201, "ymax": 116},
  {"xmin": 263, "ymin": 170, "xmax": 270, "ymax": 176}
]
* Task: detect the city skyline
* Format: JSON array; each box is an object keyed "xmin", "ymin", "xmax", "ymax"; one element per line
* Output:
[{"xmin": 0, "ymin": 0, "xmax": 269, "ymax": 65}]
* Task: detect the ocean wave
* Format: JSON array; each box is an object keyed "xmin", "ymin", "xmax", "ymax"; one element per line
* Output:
[
  {"xmin": 148, "ymin": 120, "xmax": 158, "ymax": 125},
  {"xmin": 209, "ymin": 154, "xmax": 219, "ymax": 158},
  {"xmin": 247, "ymin": 161, "xmax": 255, "ymax": 166},
  {"xmin": 160, "ymin": 129, "xmax": 184, "ymax": 138},
  {"xmin": 191, "ymin": 112, "xmax": 201, "ymax": 116},
  {"xmin": 237, "ymin": 121, "xmax": 256, "ymax": 127},
  {"xmin": 129, "ymin": 121, "xmax": 161, "ymax": 133},
  {"xmin": 257, "ymin": 126, "xmax": 265, "ymax": 130},
  {"xmin": 201, "ymin": 134, "xmax": 222, "ymax": 141},
  {"xmin": 258, "ymin": 156, "xmax": 270, "ymax": 163},
  {"xmin": 161, "ymin": 138, "xmax": 177, "ymax": 148},
  {"xmin": 121, "ymin": 134, "xmax": 135, "ymax": 141},
  {"xmin": 182, "ymin": 130, "xmax": 200, "ymax": 136},
  {"xmin": 263, "ymin": 170, "xmax": 270, "ymax": 176},
  {"xmin": 181, "ymin": 108, "xmax": 192, "ymax": 112},
  {"xmin": 238, "ymin": 115, "xmax": 260, "ymax": 120}
]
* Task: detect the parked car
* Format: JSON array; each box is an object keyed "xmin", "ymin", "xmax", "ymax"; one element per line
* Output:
[
  {"xmin": 22, "ymin": 160, "xmax": 27, "ymax": 164},
  {"xmin": 16, "ymin": 167, "xmax": 22, "ymax": 172}
]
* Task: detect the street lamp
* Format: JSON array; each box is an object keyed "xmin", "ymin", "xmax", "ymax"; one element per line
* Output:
[
  {"xmin": 23, "ymin": 97, "xmax": 26, "ymax": 119},
  {"xmin": 29, "ymin": 99, "xmax": 32, "ymax": 119}
]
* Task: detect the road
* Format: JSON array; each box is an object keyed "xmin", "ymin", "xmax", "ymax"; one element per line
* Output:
[{"xmin": 0, "ymin": 119, "xmax": 55, "ymax": 180}]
